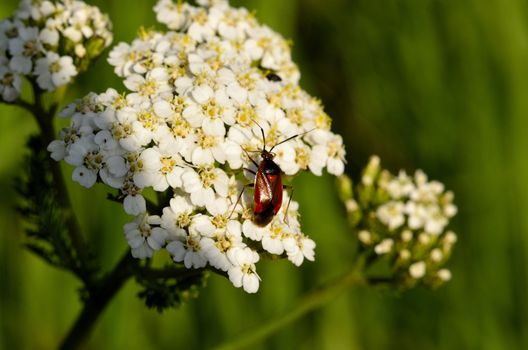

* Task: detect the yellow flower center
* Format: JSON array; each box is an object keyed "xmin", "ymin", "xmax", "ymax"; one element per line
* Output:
[
  {"xmin": 63, "ymin": 129, "xmax": 79, "ymax": 145},
  {"xmin": 197, "ymin": 131, "xmax": 217, "ymax": 149},
  {"xmin": 215, "ymin": 234, "xmax": 232, "ymax": 253},
  {"xmin": 270, "ymin": 222, "xmax": 285, "ymax": 239},
  {"xmin": 139, "ymin": 225, "xmax": 151, "ymax": 238},
  {"xmin": 23, "ymin": 40, "xmax": 38, "ymax": 57},
  {"xmin": 212, "ymin": 215, "xmax": 227, "ymax": 229},
  {"xmin": 240, "ymin": 73, "xmax": 256, "ymax": 89},
  {"xmin": 171, "ymin": 117, "xmax": 191, "ymax": 138},
  {"xmin": 295, "ymin": 147, "xmax": 309, "ymax": 170},
  {"xmin": 122, "ymin": 178, "xmax": 141, "ymax": 196},
  {"xmin": 287, "ymin": 108, "xmax": 305, "ymax": 126},
  {"xmin": 241, "ymin": 263, "xmax": 255, "ymax": 274},
  {"xmin": 315, "ymin": 112, "xmax": 331, "ymax": 130},
  {"xmin": 186, "ymin": 236, "xmax": 200, "ymax": 251},
  {"xmin": 49, "ymin": 60, "xmax": 62, "ymax": 73},
  {"xmin": 171, "ymin": 95, "xmax": 186, "ymax": 114},
  {"xmin": 194, "ymin": 10, "xmax": 208, "ymax": 25},
  {"xmin": 176, "ymin": 212, "xmax": 191, "ymax": 229},
  {"xmin": 139, "ymin": 79, "xmax": 158, "ymax": 96},
  {"xmin": 198, "ymin": 166, "xmax": 217, "ymax": 187},
  {"xmin": 84, "ymin": 152, "xmax": 104, "ymax": 170},
  {"xmin": 137, "ymin": 110, "xmax": 160, "ymax": 131},
  {"xmin": 236, "ymin": 105, "xmax": 255, "ymax": 126},
  {"xmin": 112, "ymin": 94, "xmax": 128, "ymax": 110},
  {"xmin": 258, "ymin": 37, "xmax": 271, "ymax": 49},
  {"xmin": 160, "ymin": 157, "xmax": 176, "ymax": 174},
  {"xmin": 327, "ymin": 140, "xmax": 342, "ymax": 159}
]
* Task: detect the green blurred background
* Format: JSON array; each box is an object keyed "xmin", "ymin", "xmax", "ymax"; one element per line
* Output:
[{"xmin": 1, "ymin": 0, "xmax": 527, "ymax": 349}]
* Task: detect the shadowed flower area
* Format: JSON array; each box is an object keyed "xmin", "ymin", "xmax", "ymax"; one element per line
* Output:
[{"xmin": 1, "ymin": 0, "xmax": 528, "ymax": 349}]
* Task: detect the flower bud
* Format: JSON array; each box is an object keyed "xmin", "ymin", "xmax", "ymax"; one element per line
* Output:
[{"xmin": 342, "ymin": 156, "xmax": 457, "ymax": 290}]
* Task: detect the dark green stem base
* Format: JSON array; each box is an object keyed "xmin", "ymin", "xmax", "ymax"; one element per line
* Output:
[{"xmin": 59, "ymin": 252, "xmax": 135, "ymax": 350}]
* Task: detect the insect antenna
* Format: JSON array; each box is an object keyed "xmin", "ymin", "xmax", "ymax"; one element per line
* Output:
[
  {"xmin": 250, "ymin": 118, "xmax": 267, "ymax": 151},
  {"xmin": 269, "ymin": 128, "xmax": 316, "ymax": 152},
  {"xmin": 180, "ymin": 157, "xmax": 199, "ymax": 169}
]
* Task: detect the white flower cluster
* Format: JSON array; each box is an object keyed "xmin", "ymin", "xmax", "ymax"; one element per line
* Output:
[
  {"xmin": 0, "ymin": 0, "xmax": 112, "ymax": 101},
  {"xmin": 375, "ymin": 166, "xmax": 457, "ymax": 236},
  {"xmin": 344, "ymin": 156, "xmax": 457, "ymax": 287},
  {"xmin": 49, "ymin": 0, "xmax": 346, "ymax": 293}
]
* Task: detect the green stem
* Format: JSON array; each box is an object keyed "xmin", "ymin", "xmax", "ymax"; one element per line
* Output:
[
  {"xmin": 136, "ymin": 265, "xmax": 228, "ymax": 280},
  {"xmin": 14, "ymin": 99, "xmax": 37, "ymax": 114},
  {"xmin": 212, "ymin": 260, "xmax": 367, "ymax": 350},
  {"xmin": 59, "ymin": 251, "xmax": 135, "ymax": 350},
  {"xmin": 59, "ymin": 253, "xmax": 216, "ymax": 349}
]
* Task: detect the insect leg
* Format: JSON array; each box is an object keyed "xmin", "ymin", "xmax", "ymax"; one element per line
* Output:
[
  {"xmin": 229, "ymin": 183, "xmax": 255, "ymax": 219},
  {"xmin": 242, "ymin": 147, "xmax": 260, "ymax": 168},
  {"xmin": 282, "ymin": 185, "xmax": 294, "ymax": 226},
  {"xmin": 243, "ymin": 167, "xmax": 257, "ymax": 175}
]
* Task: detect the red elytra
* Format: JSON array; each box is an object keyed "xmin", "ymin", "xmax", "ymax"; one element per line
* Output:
[
  {"xmin": 252, "ymin": 150, "xmax": 284, "ymax": 226},
  {"xmin": 236, "ymin": 124, "xmax": 310, "ymax": 227}
]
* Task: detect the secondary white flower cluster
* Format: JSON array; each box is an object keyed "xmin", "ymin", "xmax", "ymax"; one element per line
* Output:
[
  {"xmin": 342, "ymin": 156, "xmax": 457, "ymax": 288},
  {"xmin": 49, "ymin": 0, "xmax": 346, "ymax": 293},
  {"xmin": 0, "ymin": 0, "xmax": 112, "ymax": 101}
]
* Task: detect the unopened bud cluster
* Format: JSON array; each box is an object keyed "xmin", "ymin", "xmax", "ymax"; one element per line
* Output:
[
  {"xmin": 0, "ymin": 0, "xmax": 112, "ymax": 101},
  {"xmin": 48, "ymin": 0, "xmax": 346, "ymax": 293},
  {"xmin": 338, "ymin": 156, "xmax": 457, "ymax": 288}
]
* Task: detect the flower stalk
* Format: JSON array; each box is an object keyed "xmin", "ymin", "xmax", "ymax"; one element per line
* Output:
[
  {"xmin": 213, "ymin": 255, "xmax": 370, "ymax": 350},
  {"xmin": 59, "ymin": 251, "xmax": 136, "ymax": 350}
]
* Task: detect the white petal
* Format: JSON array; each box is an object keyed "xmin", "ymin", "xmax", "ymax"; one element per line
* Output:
[
  {"xmin": 47, "ymin": 140, "xmax": 66, "ymax": 161},
  {"xmin": 167, "ymin": 241, "xmax": 186, "ymax": 261},
  {"xmin": 124, "ymin": 195, "xmax": 146, "ymax": 215},
  {"xmin": 106, "ymin": 156, "xmax": 128, "ymax": 177},
  {"xmin": 213, "ymin": 170, "xmax": 229, "ymax": 197},
  {"xmin": 228, "ymin": 267, "xmax": 243, "ymax": 288},
  {"xmin": 202, "ymin": 118, "xmax": 226, "ymax": 137},
  {"xmin": 190, "ymin": 215, "xmax": 216, "ymax": 236},
  {"xmin": 190, "ymin": 187, "xmax": 215, "ymax": 207},
  {"xmin": 262, "ymin": 236, "xmax": 284, "ymax": 255},
  {"xmin": 153, "ymin": 99, "xmax": 174, "ymax": 118},
  {"xmin": 72, "ymin": 166, "xmax": 97, "ymax": 188},
  {"xmin": 226, "ymin": 84, "xmax": 247, "ymax": 104},
  {"xmin": 148, "ymin": 228, "xmax": 168, "ymax": 250},
  {"xmin": 327, "ymin": 157, "xmax": 345, "ymax": 176},
  {"xmin": 192, "ymin": 147, "xmax": 214, "ymax": 165},
  {"xmin": 192, "ymin": 85, "xmax": 213, "ymax": 104},
  {"xmin": 242, "ymin": 274, "xmax": 259, "ymax": 293},
  {"xmin": 166, "ymin": 167, "xmax": 184, "ymax": 188},
  {"xmin": 132, "ymin": 244, "xmax": 153, "ymax": 259}
]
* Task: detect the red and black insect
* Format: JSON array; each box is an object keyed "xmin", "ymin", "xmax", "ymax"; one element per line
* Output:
[{"xmin": 233, "ymin": 124, "xmax": 309, "ymax": 227}]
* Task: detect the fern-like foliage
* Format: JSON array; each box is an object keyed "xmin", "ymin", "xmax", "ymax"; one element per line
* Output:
[
  {"xmin": 136, "ymin": 267, "xmax": 208, "ymax": 312},
  {"xmin": 15, "ymin": 135, "xmax": 97, "ymax": 282}
]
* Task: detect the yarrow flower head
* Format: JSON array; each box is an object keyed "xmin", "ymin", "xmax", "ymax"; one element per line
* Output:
[
  {"xmin": 49, "ymin": 0, "xmax": 346, "ymax": 293},
  {"xmin": 339, "ymin": 156, "xmax": 457, "ymax": 289},
  {"xmin": 0, "ymin": 0, "xmax": 112, "ymax": 101}
]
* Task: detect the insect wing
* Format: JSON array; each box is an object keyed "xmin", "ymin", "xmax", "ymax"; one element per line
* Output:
[
  {"xmin": 270, "ymin": 173, "xmax": 283, "ymax": 215},
  {"xmin": 254, "ymin": 168, "xmax": 273, "ymax": 214}
]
